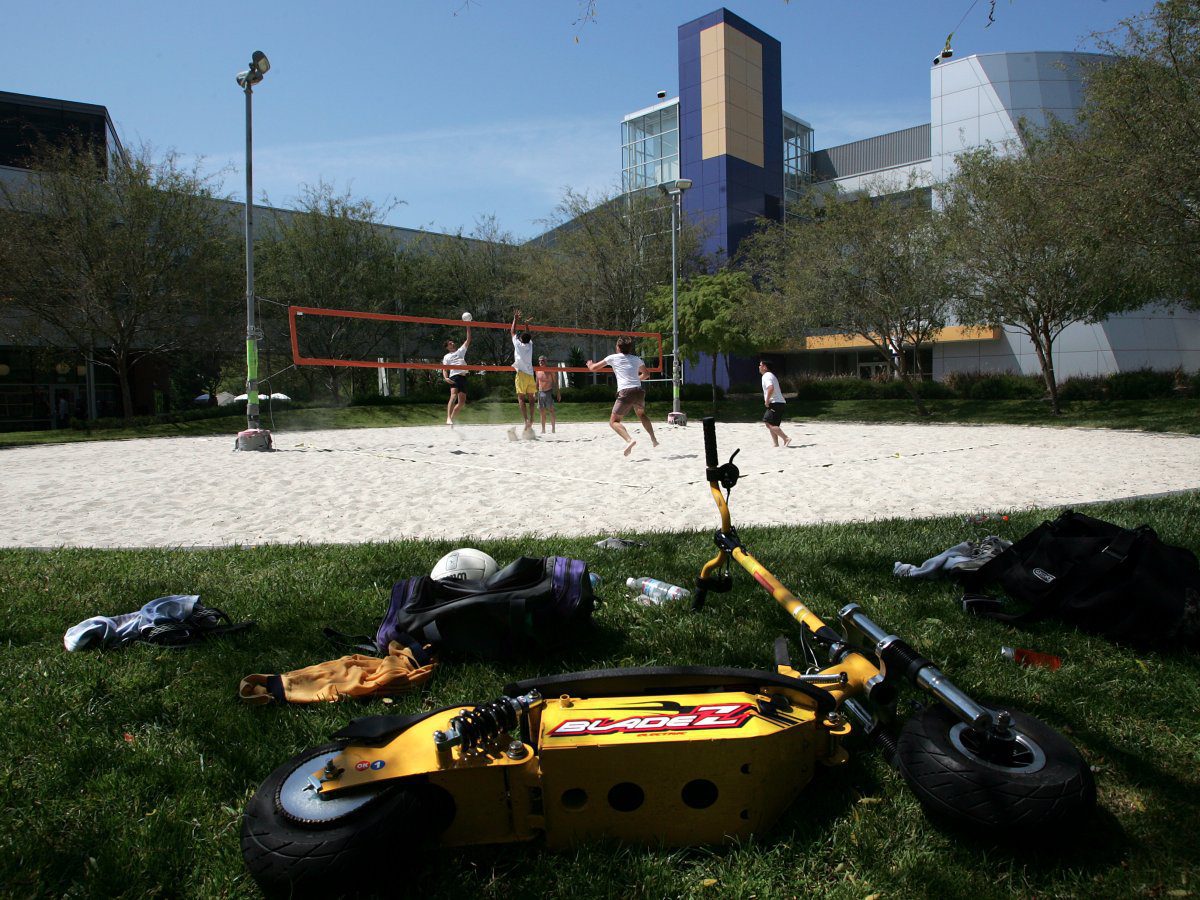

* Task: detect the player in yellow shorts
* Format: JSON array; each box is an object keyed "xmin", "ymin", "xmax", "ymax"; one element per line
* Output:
[{"xmin": 511, "ymin": 310, "xmax": 537, "ymax": 432}]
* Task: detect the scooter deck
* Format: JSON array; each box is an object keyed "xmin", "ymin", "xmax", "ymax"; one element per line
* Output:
[{"xmin": 505, "ymin": 665, "xmax": 836, "ymax": 713}]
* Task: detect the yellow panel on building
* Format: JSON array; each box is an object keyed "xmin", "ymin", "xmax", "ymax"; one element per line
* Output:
[
  {"xmin": 700, "ymin": 22, "xmax": 764, "ymax": 167},
  {"xmin": 802, "ymin": 326, "xmax": 1001, "ymax": 351}
]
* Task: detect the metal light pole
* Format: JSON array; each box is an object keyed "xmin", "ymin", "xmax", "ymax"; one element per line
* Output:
[
  {"xmin": 235, "ymin": 50, "xmax": 273, "ymax": 451},
  {"xmin": 659, "ymin": 178, "xmax": 691, "ymax": 426}
]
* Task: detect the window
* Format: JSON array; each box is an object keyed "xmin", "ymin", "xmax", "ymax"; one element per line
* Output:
[
  {"xmin": 622, "ymin": 103, "xmax": 679, "ymax": 195},
  {"xmin": 782, "ymin": 112, "xmax": 814, "ymax": 218}
]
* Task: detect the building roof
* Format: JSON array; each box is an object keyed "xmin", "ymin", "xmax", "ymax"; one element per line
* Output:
[{"xmin": 812, "ymin": 124, "xmax": 931, "ymax": 182}]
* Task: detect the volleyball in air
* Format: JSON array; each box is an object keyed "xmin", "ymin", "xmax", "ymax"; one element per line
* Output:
[
  {"xmin": 461, "ymin": 312, "xmax": 473, "ymax": 321},
  {"xmin": 431, "ymin": 548, "xmax": 497, "ymax": 583}
]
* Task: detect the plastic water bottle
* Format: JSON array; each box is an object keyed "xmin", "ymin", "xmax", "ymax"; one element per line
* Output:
[
  {"xmin": 589, "ymin": 573, "xmax": 604, "ymax": 592},
  {"xmin": 626, "ymin": 577, "xmax": 691, "ymax": 605}
]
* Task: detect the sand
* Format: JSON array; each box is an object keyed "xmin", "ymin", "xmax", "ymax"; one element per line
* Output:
[{"xmin": 1, "ymin": 420, "xmax": 1197, "ymax": 549}]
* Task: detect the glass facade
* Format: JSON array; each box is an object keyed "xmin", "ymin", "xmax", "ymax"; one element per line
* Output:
[
  {"xmin": 621, "ymin": 103, "xmax": 812, "ymax": 222},
  {"xmin": 621, "ymin": 102, "xmax": 679, "ymax": 193},
  {"xmin": 782, "ymin": 111, "xmax": 813, "ymax": 216},
  {"xmin": 0, "ymin": 94, "xmax": 124, "ymax": 175}
]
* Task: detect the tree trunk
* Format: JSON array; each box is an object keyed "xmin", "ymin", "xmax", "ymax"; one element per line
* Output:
[
  {"xmin": 117, "ymin": 354, "xmax": 135, "ymax": 421},
  {"xmin": 886, "ymin": 340, "xmax": 929, "ymax": 417},
  {"xmin": 1030, "ymin": 329, "xmax": 1061, "ymax": 415},
  {"xmin": 900, "ymin": 368, "xmax": 929, "ymax": 417},
  {"xmin": 710, "ymin": 352, "xmax": 718, "ymax": 412}
]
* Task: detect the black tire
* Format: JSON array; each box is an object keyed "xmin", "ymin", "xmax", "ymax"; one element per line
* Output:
[
  {"xmin": 896, "ymin": 705, "xmax": 1095, "ymax": 837},
  {"xmin": 241, "ymin": 743, "xmax": 454, "ymax": 898}
]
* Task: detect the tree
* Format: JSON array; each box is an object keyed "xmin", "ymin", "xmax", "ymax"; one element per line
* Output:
[
  {"xmin": 940, "ymin": 143, "xmax": 1149, "ymax": 414},
  {"xmin": 1065, "ymin": 0, "xmax": 1200, "ymax": 309},
  {"xmin": 0, "ymin": 141, "xmax": 240, "ymax": 420},
  {"xmin": 738, "ymin": 185, "xmax": 959, "ymax": 416},
  {"xmin": 256, "ymin": 182, "xmax": 403, "ymax": 403},
  {"xmin": 407, "ymin": 216, "xmax": 526, "ymax": 366},
  {"xmin": 645, "ymin": 270, "xmax": 758, "ymax": 409},
  {"xmin": 521, "ymin": 188, "xmax": 704, "ymax": 350}
]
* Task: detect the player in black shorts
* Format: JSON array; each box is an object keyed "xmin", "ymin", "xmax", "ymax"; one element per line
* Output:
[
  {"xmin": 442, "ymin": 326, "xmax": 473, "ymax": 425},
  {"xmin": 759, "ymin": 360, "xmax": 791, "ymax": 447}
]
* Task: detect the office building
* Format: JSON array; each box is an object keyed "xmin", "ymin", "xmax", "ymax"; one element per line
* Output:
[{"xmin": 621, "ymin": 9, "xmax": 1200, "ymax": 388}]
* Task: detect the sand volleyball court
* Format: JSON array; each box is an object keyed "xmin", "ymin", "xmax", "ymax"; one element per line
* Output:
[{"xmin": 1, "ymin": 421, "xmax": 1198, "ymax": 548}]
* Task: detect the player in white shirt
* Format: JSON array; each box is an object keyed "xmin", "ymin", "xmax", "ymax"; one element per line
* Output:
[
  {"xmin": 586, "ymin": 336, "xmax": 659, "ymax": 456},
  {"xmin": 511, "ymin": 309, "xmax": 537, "ymax": 432},
  {"xmin": 441, "ymin": 325, "xmax": 473, "ymax": 425},
  {"xmin": 759, "ymin": 360, "xmax": 792, "ymax": 447}
]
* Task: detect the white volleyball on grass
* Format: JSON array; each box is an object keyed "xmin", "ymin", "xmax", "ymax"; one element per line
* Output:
[
  {"xmin": 461, "ymin": 312, "xmax": 473, "ymax": 321},
  {"xmin": 431, "ymin": 548, "xmax": 498, "ymax": 583}
]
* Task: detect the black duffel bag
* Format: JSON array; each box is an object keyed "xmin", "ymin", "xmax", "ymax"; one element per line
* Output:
[
  {"xmin": 960, "ymin": 509, "xmax": 1200, "ymax": 648},
  {"xmin": 375, "ymin": 556, "xmax": 596, "ymax": 659}
]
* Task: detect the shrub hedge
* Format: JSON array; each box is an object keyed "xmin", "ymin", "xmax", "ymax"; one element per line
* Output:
[
  {"xmin": 1107, "ymin": 368, "xmax": 1178, "ymax": 400},
  {"xmin": 786, "ymin": 375, "xmax": 955, "ymax": 401},
  {"xmin": 1057, "ymin": 375, "xmax": 1108, "ymax": 402},
  {"xmin": 778, "ymin": 368, "xmax": 1199, "ymax": 402},
  {"xmin": 943, "ymin": 371, "xmax": 1045, "ymax": 400},
  {"xmin": 72, "ymin": 368, "xmax": 1200, "ymax": 433},
  {"xmin": 79, "ymin": 400, "xmax": 290, "ymax": 431}
]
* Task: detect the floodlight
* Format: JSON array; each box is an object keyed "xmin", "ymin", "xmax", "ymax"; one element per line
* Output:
[{"xmin": 659, "ymin": 178, "xmax": 692, "ymax": 197}]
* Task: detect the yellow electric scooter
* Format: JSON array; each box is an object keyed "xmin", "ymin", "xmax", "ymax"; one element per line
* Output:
[{"xmin": 242, "ymin": 418, "xmax": 1095, "ymax": 896}]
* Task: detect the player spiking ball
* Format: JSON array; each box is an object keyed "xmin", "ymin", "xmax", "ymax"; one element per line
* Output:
[{"xmin": 442, "ymin": 316, "xmax": 473, "ymax": 426}]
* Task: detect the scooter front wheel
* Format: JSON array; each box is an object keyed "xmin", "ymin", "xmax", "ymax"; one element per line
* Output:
[
  {"xmin": 241, "ymin": 743, "xmax": 454, "ymax": 897},
  {"xmin": 896, "ymin": 705, "xmax": 1095, "ymax": 836}
]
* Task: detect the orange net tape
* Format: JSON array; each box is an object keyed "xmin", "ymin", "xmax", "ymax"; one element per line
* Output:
[{"xmin": 288, "ymin": 306, "xmax": 663, "ymax": 374}]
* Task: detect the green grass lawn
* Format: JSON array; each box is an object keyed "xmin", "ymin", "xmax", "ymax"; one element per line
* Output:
[
  {"xmin": 3, "ymin": 493, "xmax": 1198, "ymax": 898},
  {"xmin": 2, "ymin": 396, "xmax": 1197, "ymax": 448}
]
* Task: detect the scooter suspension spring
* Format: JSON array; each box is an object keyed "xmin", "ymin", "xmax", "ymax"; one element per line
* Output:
[{"xmin": 434, "ymin": 691, "xmax": 541, "ymax": 753}]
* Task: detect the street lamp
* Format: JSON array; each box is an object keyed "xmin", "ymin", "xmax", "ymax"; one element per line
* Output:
[
  {"xmin": 658, "ymin": 177, "xmax": 691, "ymax": 425},
  {"xmin": 235, "ymin": 50, "xmax": 273, "ymax": 451}
]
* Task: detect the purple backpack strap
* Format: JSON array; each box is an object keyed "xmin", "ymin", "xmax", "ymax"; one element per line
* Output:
[
  {"xmin": 550, "ymin": 556, "xmax": 588, "ymax": 617},
  {"xmin": 376, "ymin": 576, "xmax": 423, "ymax": 652}
]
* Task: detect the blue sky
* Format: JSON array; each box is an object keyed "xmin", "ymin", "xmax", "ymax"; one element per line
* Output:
[{"xmin": 4, "ymin": 1, "xmax": 1155, "ymax": 240}]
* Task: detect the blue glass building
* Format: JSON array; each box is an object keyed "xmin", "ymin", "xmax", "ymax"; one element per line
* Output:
[{"xmin": 621, "ymin": 9, "xmax": 1199, "ymax": 387}]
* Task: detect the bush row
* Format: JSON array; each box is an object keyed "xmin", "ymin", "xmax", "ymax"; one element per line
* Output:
[
  {"xmin": 782, "ymin": 376, "xmax": 957, "ymax": 401},
  {"xmin": 769, "ymin": 368, "xmax": 1200, "ymax": 402},
  {"xmin": 79, "ymin": 398, "xmax": 295, "ymax": 431},
  {"xmin": 72, "ymin": 368, "xmax": 1197, "ymax": 432}
]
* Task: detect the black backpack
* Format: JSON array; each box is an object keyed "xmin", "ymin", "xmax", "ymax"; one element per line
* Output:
[
  {"xmin": 960, "ymin": 510, "xmax": 1200, "ymax": 648},
  {"xmin": 372, "ymin": 556, "xmax": 596, "ymax": 659}
]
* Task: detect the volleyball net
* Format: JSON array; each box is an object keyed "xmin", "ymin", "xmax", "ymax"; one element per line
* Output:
[{"xmin": 288, "ymin": 306, "xmax": 664, "ymax": 374}]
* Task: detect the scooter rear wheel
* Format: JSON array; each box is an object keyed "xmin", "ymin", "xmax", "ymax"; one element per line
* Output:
[
  {"xmin": 241, "ymin": 743, "xmax": 454, "ymax": 897},
  {"xmin": 896, "ymin": 705, "xmax": 1095, "ymax": 836}
]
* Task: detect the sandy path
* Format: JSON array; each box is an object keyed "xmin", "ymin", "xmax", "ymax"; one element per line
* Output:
[{"xmin": 1, "ymin": 421, "xmax": 1196, "ymax": 548}]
